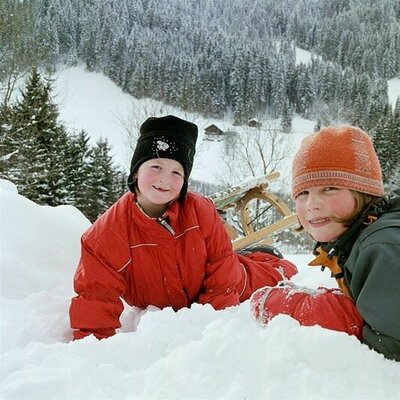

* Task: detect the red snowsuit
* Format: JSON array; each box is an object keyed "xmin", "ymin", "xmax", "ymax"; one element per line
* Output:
[{"xmin": 70, "ymin": 192, "xmax": 297, "ymax": 340}]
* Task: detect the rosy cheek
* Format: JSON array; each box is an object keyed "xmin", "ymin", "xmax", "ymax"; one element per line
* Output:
[
  {"xmin": 294, "ymin": 203, "xmax": 307, "ymax": 225},
  {"xmin": 333, "ymin": 199, "xmax": 355, "ymax": 219},
  {"xmin": 294, "ymin": 201, "xmax": 304, "ymax": 216},
  {"xmin": 173, "ymin": 175, "xmax": 184, "ymax": 184},
  {"xmin": 146, "ymin": 171, "xmax": 158, "ymax": 180}
]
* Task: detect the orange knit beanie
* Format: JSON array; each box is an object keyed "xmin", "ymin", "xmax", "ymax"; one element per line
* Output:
[{"xmin": 292, "ymin": 126, "xmax": 384, "ymax": 198}]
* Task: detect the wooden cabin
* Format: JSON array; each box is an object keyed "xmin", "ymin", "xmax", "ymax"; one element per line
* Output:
[
  {"xmin": 204, "ymin": 124, "xmax": 224, "ymax": 136},
  {"xmin": 248, "ymin": 119, "xmax": 262, "ymax": 128}
]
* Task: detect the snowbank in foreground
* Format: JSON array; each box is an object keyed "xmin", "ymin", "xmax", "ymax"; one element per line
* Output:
[{"xmin": 1, "ymin": 179, "xmax": 399, "ymax": 400}]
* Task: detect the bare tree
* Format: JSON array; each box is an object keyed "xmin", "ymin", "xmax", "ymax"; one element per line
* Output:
[
  {"xmin": 115, "ymin": 99, "xmax": 172, "ymax": 153},
  {"xmin": 219, "ymin": 120, "xmax": 290, "ymax": 187},
  {"xmin": 214, "ymin": 121, "xmax": 296, "ymax": 246},
  {"xmin": 115, "ymin": 98, "xmax": 205, "ymax": 166}
]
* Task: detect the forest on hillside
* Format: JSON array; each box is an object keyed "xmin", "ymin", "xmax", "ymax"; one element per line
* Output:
[
  {"xmin": 1, "ymin": 0, "xmax": 399, "ymax": 228},
  {"xmin": 2, "ymin": 0, "xmax": 400, "ymax": 126}
]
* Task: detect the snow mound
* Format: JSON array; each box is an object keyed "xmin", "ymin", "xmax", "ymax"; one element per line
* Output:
[{"xmin": 1, "ymin": 180, "xmax": 399, "ymax": 400}]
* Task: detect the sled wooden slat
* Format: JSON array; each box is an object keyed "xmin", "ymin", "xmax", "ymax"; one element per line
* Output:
[
  {"xmin": 209, "ymin": 171, "xmax": 297, "ymax": 249},
  {"xmin": 232, "ymin": 214, "xmax": 298, "ymax": 250},
  {"xmin": 209, "ymin": 171, "xmax": 280, "ymax": 210}
]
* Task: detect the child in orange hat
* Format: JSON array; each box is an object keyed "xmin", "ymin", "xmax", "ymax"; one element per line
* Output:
[{"xmin": 251, "ymin": 126, "xmax": 400, "ymax": 361}]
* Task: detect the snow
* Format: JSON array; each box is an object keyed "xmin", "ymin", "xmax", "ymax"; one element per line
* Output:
[
  {"xmin": 54, "ymin": 65, "xmax": 400, "ymax": 192},
  {"xmin": 55, "ymin": 65, "xmax": 400, "ymax": 192},
  {"xmin": 388, "ymin": 77, "xmax": 400, "ymax": 109},
  {"xmin": 295, "ymin": 47, "xmax": 320, "ymax": 65},
  {"xmin": 53, "ymin": 65, "xmax": 314, "ymax": 188},
  {"xmin": 1, "ymin": 179, "xmax": 399, "ymax": 400},
  {"xmin": 3, "ymin": 51, "xmax": 400, "ymax": 398},
  {"xmin": 54, "ymin": 66, "xmax": 135, "ymax": 170}
]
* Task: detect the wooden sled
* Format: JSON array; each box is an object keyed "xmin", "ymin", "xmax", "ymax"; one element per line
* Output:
[{"xmin": 209, "ymin": 171, "xmax": 298, "ymax": 251}]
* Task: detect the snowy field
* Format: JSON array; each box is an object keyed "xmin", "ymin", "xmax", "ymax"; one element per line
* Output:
[
  {"xmin": 2, "ymin": 50, "xmax": 400, "ymax": 398},
  {"xmin": 53, "ymin": 64, "xmax": 315, "ymax": 189},
  {"xmin": 53, "ymin": 64, "xmax": 400, "ymax": 192},
  {"xmin": 1, "ymin": 179, "xmax": 400, "ymax": 400}
]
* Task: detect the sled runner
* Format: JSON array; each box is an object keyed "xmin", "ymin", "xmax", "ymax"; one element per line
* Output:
[{"xmin": 209, "ymin": 171, "xmax": 298, "ymax": 250}]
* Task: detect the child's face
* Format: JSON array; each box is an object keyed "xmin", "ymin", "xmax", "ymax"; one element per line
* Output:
[
  {"xmin": 136, "ymin": 158, "xmax": 185, "ymax": 215},
  {"xmin": 294, "ymin": 187, "xmax": 356, "ymax": 242}
]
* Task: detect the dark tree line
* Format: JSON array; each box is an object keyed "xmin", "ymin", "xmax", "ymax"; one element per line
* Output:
[
  {"xmin": 372, "ymin": 98, "xmax": 400, "ymax": 189},
  {"xmin": 2, "ymin": 0, "xmax": 398, "ymax": 132},
  {"xmin": 19, "ymin": 0, "xmax": 398, "ymax": 129},
  {"xmin": 0, "ymin": 69, "xmax": 126, "ymax": 221},
  {"xmin": 282, "ymin": 0, "xmax": 400, "ymax": 79}
]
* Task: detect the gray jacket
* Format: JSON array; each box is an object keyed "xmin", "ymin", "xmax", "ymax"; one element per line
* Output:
[{"xmin": 322, "ymin": 190, "xmax": 400, "ymax": 361}]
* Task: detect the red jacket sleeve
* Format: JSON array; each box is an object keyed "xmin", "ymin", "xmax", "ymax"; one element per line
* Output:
[
  {"xmin": 250, "ymin": 282, "xmax": 363, "ymax": 339},
  {"xmin": 196, "ymin": 197, "xmax": 242, "ymax": 309},
  {"xmin": 239, "ymin": 251, "xmax": 297, "ymax": 281},
  {"xmin": 237, "ymin": 252, "xmax": 298, "ymax": 301},
  {"xmin": 69, "ymin": 233, "xmax": 127, "ymax": 340}
]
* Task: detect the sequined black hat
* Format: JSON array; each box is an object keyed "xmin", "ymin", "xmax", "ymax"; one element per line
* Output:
[{"xmin": 127, "ymin": 115, "xmax": 198, "ymax": 198}]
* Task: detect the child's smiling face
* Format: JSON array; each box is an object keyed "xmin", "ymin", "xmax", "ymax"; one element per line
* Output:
[
  {"xmin": 294, "ymin": 187, "xmax": 356, "ymax": 242},
  {"xmin": 136, "ymin": 158, "xmax": 185, "ymax": 217}
]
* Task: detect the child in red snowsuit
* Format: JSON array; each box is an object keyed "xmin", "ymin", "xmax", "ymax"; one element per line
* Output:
[{"xmin": 70, "ymin": 115, "xmax": 297, "ymax": 340}]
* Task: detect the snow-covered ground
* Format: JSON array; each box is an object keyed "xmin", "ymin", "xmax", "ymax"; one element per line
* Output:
[
  {"xmin": 53, "ymin": 65, "xmax": 315, "ymax": 189},
  {"xmin": 2, "ymin": 50, "xmax": 400, "ymax": 398},
  {"xmin": 1, "ymin": 179, "xmax": 400, "ymax": 400}
]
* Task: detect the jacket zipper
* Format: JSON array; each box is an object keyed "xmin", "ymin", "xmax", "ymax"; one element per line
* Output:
[{"xmin": 157, "ymin": 217, "xmax": 175, "ymax": 236}]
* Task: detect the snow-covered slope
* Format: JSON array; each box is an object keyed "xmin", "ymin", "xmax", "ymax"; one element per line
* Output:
[
  {"xmin": 53, "ymin": 65, "xmax": 315, "ymax": 188},
  {"xmin": 54, "ymin": 64, "xmax": 399, "ymax": 191},
  {"xmin": 1, "ymin": 178, "xmax": 399, "ymax": 400}
]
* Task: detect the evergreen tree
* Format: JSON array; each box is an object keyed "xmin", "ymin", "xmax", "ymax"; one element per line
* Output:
[
  {"xmin": 394, "ymin": 97, "xmax": 400, "ymax": 119},
  {"xmin": 0, "ymin": 104, "xmax": 17, "ymax": 174},
  {"xmin": 349, "ymin": 95, "xmax": 365, "ymax": 128},
  {"xmin": 296, "ymin": 67, "xmax": 314, "ymax": 118},
  {"xmin": 63, "ymin": 130, "xmax": 92, "ymax": 210},
  {"xmin": 365, "ymin": 92, "xmax": 387, "ymax": 132},
  {"xmin": 280, "ymin": 100, "xmax": 293, "ymax": 133},
  {"xmin": 5, "ymin": 0, "xmax": 399, "ymax": 151},
  {"xmin": 0, "ymin": 0, "xmax": 48, "ymax": 107},
  {"xmin": 229, "ymin": 51, "xmax": 249, "ymax": 125},
  {"xmin": 338, "ymin": 67, "xmax": 355, "ymax": 120},
  {"xmin": 246, "ymin": 57, "xmax": 263, "ymax": 119},
  {"xmin": 270, "ymin": 63, "xmax": 286, "ymax": 118},
  {"xmin": 313, "ymin": 119, "xmax": 322, "ymax": 132},
  {"xmin": 85, "ymin": 138, "xmax": 120, "ymax": 222},
  {"xmin": 129, "ymin": 63, "xmax": 148, "ymax": 99},
  {"xmin": 1, "ymin": 68, "xmax": 126, "ymax": 221},
  {"xmin": 2, "ymin": 68, "xmax": 68, "ymax": 206},
  {"xmin": 373, "ymin": 108, "xmax": 400, "ymax": 188},
  {"xmin": 113, "ymin": 169, "xmax": 129, "ymax": 200}
]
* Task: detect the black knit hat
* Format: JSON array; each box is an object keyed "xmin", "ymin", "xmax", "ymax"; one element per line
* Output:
[{"xmin": 128, "ymin": 115, "xmax": 198, "ymax": 198}]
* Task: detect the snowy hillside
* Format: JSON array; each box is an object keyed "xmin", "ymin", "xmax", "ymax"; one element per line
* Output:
[
  {"xmin": 53, "ymin": 63, "xmax": 400, "ymax": 191},
  {"xmin": 2, "ymin": 47, "xmax": 399, "ymax": 400},
  {"xmin": 1, "ymin": 178, "xmax": 399, "ymax": 400},
  {"xmin": 53, "ymin": 65, "xmax": 315, "ymax": 189}
]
